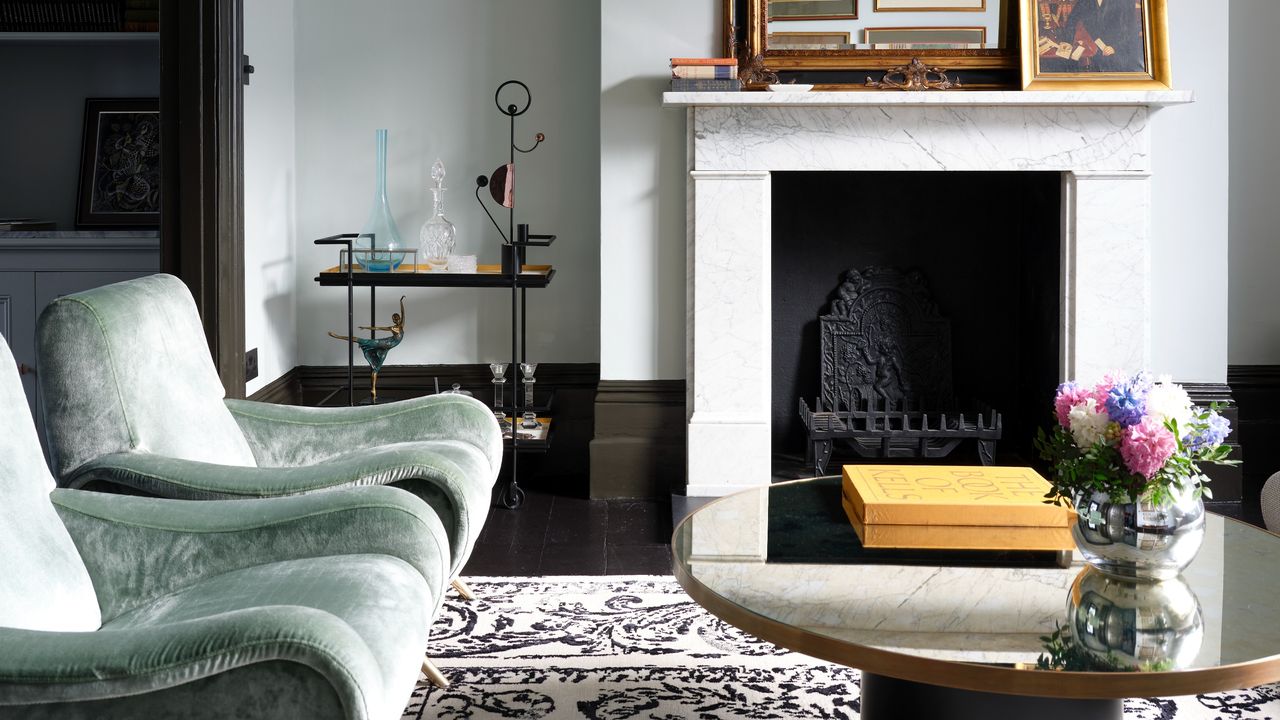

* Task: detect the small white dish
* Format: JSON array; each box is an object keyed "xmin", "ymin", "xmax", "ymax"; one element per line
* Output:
[{"xmin": 767, "ymin": 84, "xmax": 814, "ymax": 93}]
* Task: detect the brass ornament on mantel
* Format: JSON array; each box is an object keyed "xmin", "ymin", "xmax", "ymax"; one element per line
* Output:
[
  {"xmin": 729, "ymin": 25, "xmax": 778, "ymax": 87},
  {"xmin": 865, "ymin": 58, "xmax": 960, "ymax": 91}
]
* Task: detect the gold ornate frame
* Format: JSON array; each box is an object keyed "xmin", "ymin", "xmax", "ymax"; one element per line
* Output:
[
  {"xmin": 874, "ymin": 0, "xmax": 987, "ymax": 11},
  {"xmin": 1020, "ymin": 0, "xmax": 1171, "ymax": 90},
  {"xmin": 863, "ymin": 26, "xmax": 988, "ymax": 46},
  {"xmin": 736, "ymin": 0, "xmax": 1018, "ymax": 74}
]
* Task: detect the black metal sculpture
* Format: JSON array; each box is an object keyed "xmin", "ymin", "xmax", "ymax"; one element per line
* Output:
[
  {"xmin": 799, "ymin": 267, "xmax": 1001, "ymax": 474},
  {"xmin": 473, "ymin": 80, "xmax": 556, "ymax": 511}
]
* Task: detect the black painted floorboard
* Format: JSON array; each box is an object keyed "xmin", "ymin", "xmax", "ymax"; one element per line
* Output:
[{"xmin": 462, "ymin": 492, "xmax": 674, "ymax": 577}]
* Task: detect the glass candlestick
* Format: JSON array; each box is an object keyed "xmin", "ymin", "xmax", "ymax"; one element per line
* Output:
[
  {"xmin": 489, "ymin": 362, "xmax": 510, "ymax": 431},
  {"xmin": 519, "ymin": 362, "xmax": 538, "ymax": 408}
]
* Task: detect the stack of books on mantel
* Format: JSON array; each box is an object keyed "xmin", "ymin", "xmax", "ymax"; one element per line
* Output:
[
  {"xmin": 841, "ymin": 465, "xmax": 1075, "ymax": 552},
  {"xmin": 670, "ymin": 58, "xmax": 741, "ymax": 92}
]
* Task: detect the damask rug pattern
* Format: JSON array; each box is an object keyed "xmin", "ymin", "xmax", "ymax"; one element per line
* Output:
[{"xmin": 402, "ymin": 577, "xmax": 1280, "ymax": 720}]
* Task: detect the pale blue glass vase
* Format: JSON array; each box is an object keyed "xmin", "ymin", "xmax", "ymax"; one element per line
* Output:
[{"xmin": 356, "ymin": 129, "xmax": 406, "ymax": 271}]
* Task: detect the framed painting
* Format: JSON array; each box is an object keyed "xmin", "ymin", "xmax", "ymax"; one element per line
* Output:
[
  {"xmin": 1021, "ymin": 0, "xmax": 1171, "ymax": 90},
  {"xmin": 864, "ymin": 26, "xmax": 987, "ymax": 48},
  {"xmin": 874, "ymin": 0, "xmax": 986, "ymax": 10},
  {"xmin": 76, "ymin": 98, "xmax": 161, "ymax": 228},
  {"xmin": 768, "ymin": 31, "xmax": 854, "ymax": 49},
  {"xmin": 768, "ymin": 0, "xmax": 857, "ymax": 21}
]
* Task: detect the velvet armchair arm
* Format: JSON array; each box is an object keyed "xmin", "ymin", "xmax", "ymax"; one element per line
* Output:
[
  {"xmin": 224, "ymin": 394, "xmax": 503, "ymax": 475},
  {"xmin": 61, "ymin": 444, "xmax": 489, "ymax": 578},
  {"xmin": 0, "ymin": 607, "xmax": 383, "ymax": 719},
  {"xmin": 51, "ymin": 485, "xmax": 450, "ymax": 622}
]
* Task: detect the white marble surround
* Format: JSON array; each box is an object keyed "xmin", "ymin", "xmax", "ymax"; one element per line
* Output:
[{"xmin": 667, "ymin": 91, "xmax": 1194, "ymax": 497}]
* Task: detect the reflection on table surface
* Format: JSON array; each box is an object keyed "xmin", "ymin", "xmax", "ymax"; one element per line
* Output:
[{"xmin": 674, "ymin": 477, "xmax": 1280, "ymax": 674}]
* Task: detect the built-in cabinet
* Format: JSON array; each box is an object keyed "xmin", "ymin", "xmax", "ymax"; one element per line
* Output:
[{"xmin": 0, "ymin": 232, "xmax": 161, "ymax": 441}]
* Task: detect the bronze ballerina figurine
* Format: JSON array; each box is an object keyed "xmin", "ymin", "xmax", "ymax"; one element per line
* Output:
[{"xmin": 329, "ymin": 296, "xmax": 406, "ymax": 403}]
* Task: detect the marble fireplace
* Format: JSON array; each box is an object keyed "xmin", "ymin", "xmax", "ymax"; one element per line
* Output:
[{"xmin": 665, "ymin": 90, "xmax": 1194, "ymax": 497}]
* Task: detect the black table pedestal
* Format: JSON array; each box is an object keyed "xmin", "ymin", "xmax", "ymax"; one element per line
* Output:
[{"xmin": 860, "ymin": 673, "xmax": 1123, "ymax": 720}]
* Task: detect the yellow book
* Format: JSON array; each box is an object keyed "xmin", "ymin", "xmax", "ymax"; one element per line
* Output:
[
  {"xmin": 842, "ymin": 465, "xmax": 1070, "ymax": 528},
  {"xmin": 841, "ymin": 493, "xmax": 1074, "ymax": 551}
]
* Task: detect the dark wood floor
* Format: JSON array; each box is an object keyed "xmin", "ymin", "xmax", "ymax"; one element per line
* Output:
[{"xmin": 461, "ymin": 492, "xmax": 677, "ymax": 577}]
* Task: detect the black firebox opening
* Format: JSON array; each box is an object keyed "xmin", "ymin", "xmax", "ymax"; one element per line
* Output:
[{"xmin": 771, "ymin": 171, "xmax": 1062, "ymax": 476}]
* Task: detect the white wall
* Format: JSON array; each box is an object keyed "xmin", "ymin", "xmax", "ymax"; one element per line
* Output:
[
  {"xmin": 1149, "ymin": 2, "xmax": 1229, "ymax": 383},
  {"xmin": 1228, "ymin": 0, "xmax": 1280, "ymax": 366},
  {"xmin": 600, "ymin": 2, "xmax": 1231, "ymax": 384},
  {"xmin": 600, "ymin": 0, "xmax": 719, "ymax": 381},
  {"xmin": 243, "ymin": 0, "xmax": 298, "ymax": 395},
  {"xmin": 292, "ymin": 0, "xmax": 600, "ymax": 368}
]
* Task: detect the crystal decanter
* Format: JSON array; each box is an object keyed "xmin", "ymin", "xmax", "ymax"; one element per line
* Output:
[{"xmin": 419, "ymin": 159, "xmax": 456, "ymax": 270}]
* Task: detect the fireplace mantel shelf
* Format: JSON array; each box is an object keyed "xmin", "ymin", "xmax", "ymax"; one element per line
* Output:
[{"xmin": 663, "ymin": 90, "xmax": 1193, "ymax": 108}]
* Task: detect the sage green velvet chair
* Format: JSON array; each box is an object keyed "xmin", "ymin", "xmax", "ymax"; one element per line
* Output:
[
  {"xmin": 0, "ymin": 333, "xmax": 449, "ymax": 719},
  {"xmin": 36, "ymin": 273, "xmax": 502, "ymax": 587}
]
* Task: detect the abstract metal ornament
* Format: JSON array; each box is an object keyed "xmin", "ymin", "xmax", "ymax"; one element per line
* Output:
[
  {"xmin": 865, "ymin": 58, "xmax": 960, "ymax": 91},
  {"xmin": 488, "ymin": 163, "xmax": 515, "ymax": 208}
]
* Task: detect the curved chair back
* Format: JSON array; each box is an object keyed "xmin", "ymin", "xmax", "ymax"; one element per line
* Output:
[
  {"xmin": 37, "ymin": 274, "xmax": 256, "ymax": 479},
  {"xmin": 0, "ymin": 334, "xmax": 101, "ymax": 631}
]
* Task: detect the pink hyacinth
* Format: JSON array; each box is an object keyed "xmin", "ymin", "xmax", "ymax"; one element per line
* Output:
[
  {"xmin": 1054, "ymin": 384, "xmax": 1091, "ymax": 428},
  {"xmin": 1120, "ymin": 417, "xmax": 1177, "ymax": 480},
  {"xmin": 1089, "ymin": 376, "xmax": 1116, "ymax": 410}
]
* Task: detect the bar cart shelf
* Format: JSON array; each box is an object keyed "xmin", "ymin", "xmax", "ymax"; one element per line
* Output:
[{"xmin": 313, "ymin": 236, "xmax": 555, "ymax": 510}]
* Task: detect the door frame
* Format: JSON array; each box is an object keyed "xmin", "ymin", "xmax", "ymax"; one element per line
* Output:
[{"xmin": 159, "ymin": 0, "xmax": 246, "ymax": 398}]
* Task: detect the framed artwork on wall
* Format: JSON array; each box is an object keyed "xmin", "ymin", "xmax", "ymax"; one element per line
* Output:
[
  {"xmin": 768, "ymin": 0, "xmax": 857, "ymax": 21},
  {"xmin": 769, "ymin": 31, "xmax": 854, "ymax": 48},
  {"xmin": 864, "ymin": 26, "xmax": 987, "ymax": 48},
  {"xmin": 76, "ymin": 98, "xmax": 161, "ymax": 228},
  {"xmin": 1021, "ymin": 0, "xmax": 1171, "ymax": 90},
  {"xmin": 874, "ymin": 0, "xmax": 986, "ymax": 10}
]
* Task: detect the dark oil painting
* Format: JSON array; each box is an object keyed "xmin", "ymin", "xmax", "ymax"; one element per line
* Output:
[
  {"xmin": 1036, "ymin": 0, "xmax": 1147, "ymax": 74},
  {"xmin": 77, "ymin": 99, "xmax": 160, "ymax": 227}
]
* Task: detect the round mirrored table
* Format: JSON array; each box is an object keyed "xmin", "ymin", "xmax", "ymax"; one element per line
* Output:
[{"xmin": 672, "ymin": 476, "xmax": 1280, "ymax": 720}]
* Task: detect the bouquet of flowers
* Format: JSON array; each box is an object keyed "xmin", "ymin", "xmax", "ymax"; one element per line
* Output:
[{"xmin": 1036, "ymin": 372, "xmax": 1236, "ymax": 505}]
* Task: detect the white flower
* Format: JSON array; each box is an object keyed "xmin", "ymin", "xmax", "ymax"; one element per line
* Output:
[
  {"xmin": 1146, "ymin": 376, "xmax": 1193, "ymax": 431},
  {"xmin": 1068, "ymin": 399, "xmax": 1111, "ymax": 448}
]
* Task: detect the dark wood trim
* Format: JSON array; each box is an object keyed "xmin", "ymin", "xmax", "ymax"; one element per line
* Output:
[
  {"xmin": 1228, "ymin": 366, "xmax": 1280, "ymax": 526},
  {"xmin": 293, "ymin": 363, "xmax": 600, "ymax": 405},
  {"xmin": 159, "ymin": 0, "xmax": 246, "ymax": 398},
  {"xmin": 590, "ymin": 379, "xmax": 687, "ymax": 499},
  {"xmin": 247, "ymin": 367, "xmax": 302, "ymax": 405},
  {"xmin": 1228, "ymin": 365, "xmax": 1280, "ymax": 390}
]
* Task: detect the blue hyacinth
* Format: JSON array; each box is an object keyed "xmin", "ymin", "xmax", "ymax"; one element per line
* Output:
[
  {"xmin": 1105, "ymin": 375, "xmax": 1150, "ymax": 428},
  {"xmin": 1184, "ymin": 411, "xmax": 1231, "ymax": 451}
]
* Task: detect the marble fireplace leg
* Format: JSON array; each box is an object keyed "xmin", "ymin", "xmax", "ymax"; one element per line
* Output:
[
  {"xmin": 1061, "ymin": 171, "xmax": 1152, "ymax": 383},
  {"xmin": 686, "ymin": 170, "xmax": 771, "ymax": 497}
]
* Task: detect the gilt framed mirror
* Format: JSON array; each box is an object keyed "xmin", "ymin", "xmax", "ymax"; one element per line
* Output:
[{"xmin": 726, "ymin": 0, "xmax": 1022, "ymax": 88}]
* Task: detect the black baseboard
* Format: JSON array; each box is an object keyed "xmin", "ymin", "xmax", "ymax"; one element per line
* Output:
[
  {"xmin": 248, "ymin": 363, "xmax": 601, "ymax": 496},
  {"xmin": 589, "ymin": 380, "xmax": 687, "ymax": 499},
  {"xmin": 1228, "ymin": 366, "xmax": 1280, "ymax": 523},
  {"xmin": 247, "ymin": 367, "xmax": 302, "ymax": 405}
]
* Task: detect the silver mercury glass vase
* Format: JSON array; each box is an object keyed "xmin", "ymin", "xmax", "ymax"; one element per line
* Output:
[{"xmin": 1071, "ymin": 479, "xmax": 1206, "ymax": 581}]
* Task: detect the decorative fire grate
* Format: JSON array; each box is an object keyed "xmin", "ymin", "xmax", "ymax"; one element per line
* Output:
[{"xmin": 799, "ymin": 267, "xmax": 1001, "ymax": 474}]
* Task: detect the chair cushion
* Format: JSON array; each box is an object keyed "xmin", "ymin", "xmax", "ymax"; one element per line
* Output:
[
  {"xmin": 0, "ymin": 335, "xmax": 100, "ymax": 632},
  {"xmin": 102, "ymin": 554, "xmax": 432, "ymax": 720},
  {"xmin": 37, "ymin": 274, "xmax": 257, "ymax": 478}
]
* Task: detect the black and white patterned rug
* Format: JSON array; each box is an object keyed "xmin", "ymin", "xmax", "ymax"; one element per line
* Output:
[{"xmin": 402, "ymin": 576, "xmax": 1280, "ymax": 719}]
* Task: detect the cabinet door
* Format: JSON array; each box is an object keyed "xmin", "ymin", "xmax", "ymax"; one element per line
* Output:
[
  {"xmin": 0, "ymin": 272, "xmax": 37, "ymax": 419},
  {"xmin": 34, "ymin": 271, "xmax": 158, "ymax": 446}
]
